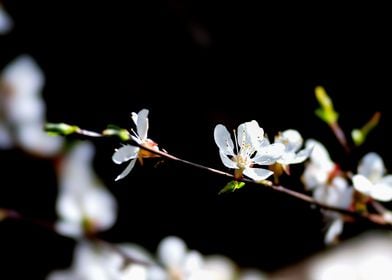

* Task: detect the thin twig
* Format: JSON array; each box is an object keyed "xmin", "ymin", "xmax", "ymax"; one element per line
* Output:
[{"xmin": 62, "ymin": 127, "xmax": 392, "ymax": 228}]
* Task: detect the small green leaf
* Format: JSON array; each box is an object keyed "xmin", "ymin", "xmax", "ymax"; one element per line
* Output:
[
  {"xmin": 219, "ymin": 180, "xmax": 245, "ymax": 194},
  {"xmin": 314, "ymin": 86, "xmax": 339, "ymax": 125},
  {"xmin": 44, "ymin": 123, "xmax": 79, "ymax": 136}
]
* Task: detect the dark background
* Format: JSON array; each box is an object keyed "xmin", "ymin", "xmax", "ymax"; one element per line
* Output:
[{"xmin": 1, "ymin": 1, "xmax": 392, "ymax": 278}]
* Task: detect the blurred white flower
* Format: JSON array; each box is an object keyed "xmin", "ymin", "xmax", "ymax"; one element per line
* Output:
[
  {"xmin": 112, "ymin": 108, "xmax": 159, "ymax": 181},
  {"xmin": 56, "ymin": 141, "xmax": 117, "ymax": 238},
  {"xmin": 47, "ymin": 241, "xmax": 149, "ymax": 280},
  {"xmin": 275, "ymin": 129, "xmax": 313, "ymax": 166},
  {"xmin": 301, "ymin": 139, "xmax": 336, "ymax": 191},
  {"xmin": 0, "ymin": 4, "xmax": 13, "ymax": 34},
  {"xmin": 352, "ymin": 152, "xmax": 392, "ymax": 201},
  {"xmin": 0, "ymin": 55, "xmax": 63, "ymax": 155},
  {"xmin": 154, "ymin": 236, "xmax": 245, "ymax": 280},
  {"xmin": 302, "ymin": 139, "xmax": 353, "ymax": 244},
  {"xmin": 214, "ymin": 120, "xmax": 284, "ymax": 181}
]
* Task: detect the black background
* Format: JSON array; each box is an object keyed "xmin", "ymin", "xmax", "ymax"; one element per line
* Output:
[{"xmin": 1, "ymin": 1, "xmax": 392, "ymax": 279}]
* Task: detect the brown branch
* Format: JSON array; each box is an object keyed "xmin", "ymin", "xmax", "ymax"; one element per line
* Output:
[
  {"xmin": 137, "ymin": 139, "xmax": 392, "ymax": 228},
  {"xmin": 58, "ymin": 127, "xmax": 392, "ymax": 228}
]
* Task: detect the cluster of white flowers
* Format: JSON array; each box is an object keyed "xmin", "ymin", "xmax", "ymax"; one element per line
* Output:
[
  {"xmin": 213, "ymin": 121, "xmax": 313, "ymax": 182},
  {"xmin": 48, "ymin": 236, "xmax": 267, "ymax": 280},
  {"xmin": 3, "ymin": 4, "xmax": 392, "ymax": 279},
  {"xmin": 302, "ymin": 139, "xmax": 392, "ymax": 244}
]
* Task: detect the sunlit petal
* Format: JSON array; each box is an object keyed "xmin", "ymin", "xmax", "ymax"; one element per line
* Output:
[
  {"xmin": 157, "ymin": 236, "xmax": 187, "ymax": 268},
  {"xmin": 115, "ymin": 158, "xmax": 137, "ymax": 181},
  {"xmin": 253, "ymin": 143, "xmax": 285, "ymax": 165},
  {"xmin": 112, "ymin": 145, "xmax": 138, "ymax": 164},
  {"xmin": 276, "ymin": 129, "xmax": 303, "ymax": 153},
  {"xmin": 306, "ymin": 139, "xmax": 334, "ymax": 170},
  {"xmin": 243, "ymin": 167, "xmax": 273, "ymax": 181},
  {"xmin": 136, "ymin": 109, "xmax": 149, "ymax": 140},
  {"xmin": 371, "ymin": 176, "xmax": 392, "ymax": 201},
  {"xmin": 214, "ymin": 124, "xmax": 234, "ymax": 156},
  {"xmin": 358, "ymin": 152, "xmax": 385, "ymax": 182},
  {"xmin": 352, "ymin": 174, "xmax": 373, "ymax": 196},
  {"xmin": 325, "ymin": 218, "xmax": 343, "ymax": 245}
]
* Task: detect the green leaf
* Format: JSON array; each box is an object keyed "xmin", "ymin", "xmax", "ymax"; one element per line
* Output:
[
  {"xmin": 219, "ymin": 180, "xmax": 245, "ymax": 194},
  {"xmin": 44, "ymin": 123, "xmax": 79, "ymax": 136},
  {"xmin": 314, "ymin": 86, "xmax": 339, "ymax": 125}
]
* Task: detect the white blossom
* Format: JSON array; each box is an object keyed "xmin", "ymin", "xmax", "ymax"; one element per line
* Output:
[
  {"xmin": 112, "ymin": 109, "xmax": 159, "ymax": 181},
  {"xmin": 352, "ymin": 152, "xmax": 392, "ymax": 201},
  {"xmin": 47, "ymin": 241, "xmax": 149, "ymax": 280},
  {"xmin": 214, "ymin": 120, "xmax": 284, "ymax": 181},
  {"xmin": 56, "ymin": 141, "xmax": 117, "ymax": 238},
  {"xmin": 275, "ymin": 129, "xmax": 312, "ymax": 165},
  {"xmin": 0, "ymin": 55, "xmax": 63, "ymax": 155},
  {"xmin": 302, "ymin": 139, "xmax": 353, "ymax": 244}
]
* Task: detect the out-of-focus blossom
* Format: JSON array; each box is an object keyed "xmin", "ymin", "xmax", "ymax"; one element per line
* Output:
[
  {"xmin": 48, "ymin": 235, "xmax": 267, "ymax": 280},
  {"xmin": 47, "ymin": 241, "xmax": 150, "ymax": 280},
  {"xmin": 301, "ymin": 139, "xmax": 336, "ymax": 191},
  {"xmin": 0, "ymin": 4, "xmax": 13, "ymax": 34},
  {"xmin": 352, "ymin": 152, "xmax": 392, "ymax": 202},
  {"xmin": 112, "ymin": 108, "xmax": 159, "ymax": 181},
  {"xmin": 214, "ymin": 120, "xmax": 284, "ymax": 181},
  {"xmin": 302, "ymin": 139, "xmax": 353, "ymax": 244},
  {"xmin": 314, "ymin": 176, "xmax": 353, "ymax": 244},
  {"xmin": 152, "ymin": 236, "xmax": 266, "ymax": 280},
  {"xmin": 56, "ymin": 141, "xmax": 117, "ymax": 238},
  {"xmin": 0, "ymin": 55, "xmax": 63, "ymax": 155},
  {"xmin": 275, "ymin": 129, "xmax": 312, "ymax": 166}
]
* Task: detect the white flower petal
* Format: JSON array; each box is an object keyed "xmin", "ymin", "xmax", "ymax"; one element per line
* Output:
[
  {"xmin": 219, "ymin": 151, "xmax": 237, "ymax": 169},
  {"xmin": 279, "ymin": 146, "xmax": 313, "ymax": 165},
  {"xmin": 136, "ymin": 109, "xmax": 149, "ymax": 140},
  {"xmin": 112, "ymin": 145, "xmax": 138, "ymax": 164},
  {"xmin": 214, "ymin": 124, "xmax": 234, "ymax": 156},
  {"xmin": 253, "ymin": 143, "xmax": 285, "ymax": 165},
  {"xmin": 203, "ymin": 255, "xmax": 236, "ymax": 280},
  {"xmin": 352, "ymin": 174, "xmax": 373, "ymax": 196},
  {"xmin": 239, "ymin": 269, "xmax": 268, "ymax": 280},
  {"xmin": 82, "ymin": 186, "xmax": 117, "ymax": 230},
  {"xmin": 115, "ymin": 158, "xmax": 137, "ymax": 181},
  {"xmin": 1, "ymin": 55, "xmax": 44, "ymax": 99},
  {"xmin": 55, "ymin": 221, "xmax": 83, "ymax": 238},
  {"xmin": 332, "ymin": 177, "xmax": 353, "ymax": 209},
  {"xmin": 17, "ymin": 124, "xmax": 64, "ymax": 156},
  {"xmin": 306, "ymin": 139, "xmax": 334, "ymax": 170},
  {"xmin": 243, "ymin": 167, "xmax": 273, "ymax": 181},
  {"xmin": 358, "ymin": 152, "xmax": 385, "ymax": 183},
  {"xmin": 276, "ymin": 129, "xmax": 303, "ymax": 153},
  {"xmin": 371, "ymin": 177, "xmax": 392, "ymax": 201},
  {"xmin": 302, "ymin": 163, "xmax": 329, "ymax": 190},
  {"xmin": 184, "ymin": 250, "xmax": 204, "ymax": 275},
  {"xmin": 325, "ymin": 218, "xmax": 343, "ymax": 245},
  {"xmin": 244, "ymin": 120, "xmax": 264, "ymax": 147},
  {"xmin": 157, "ymin": 236, "xmax": 187, "ymax": 268}
]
